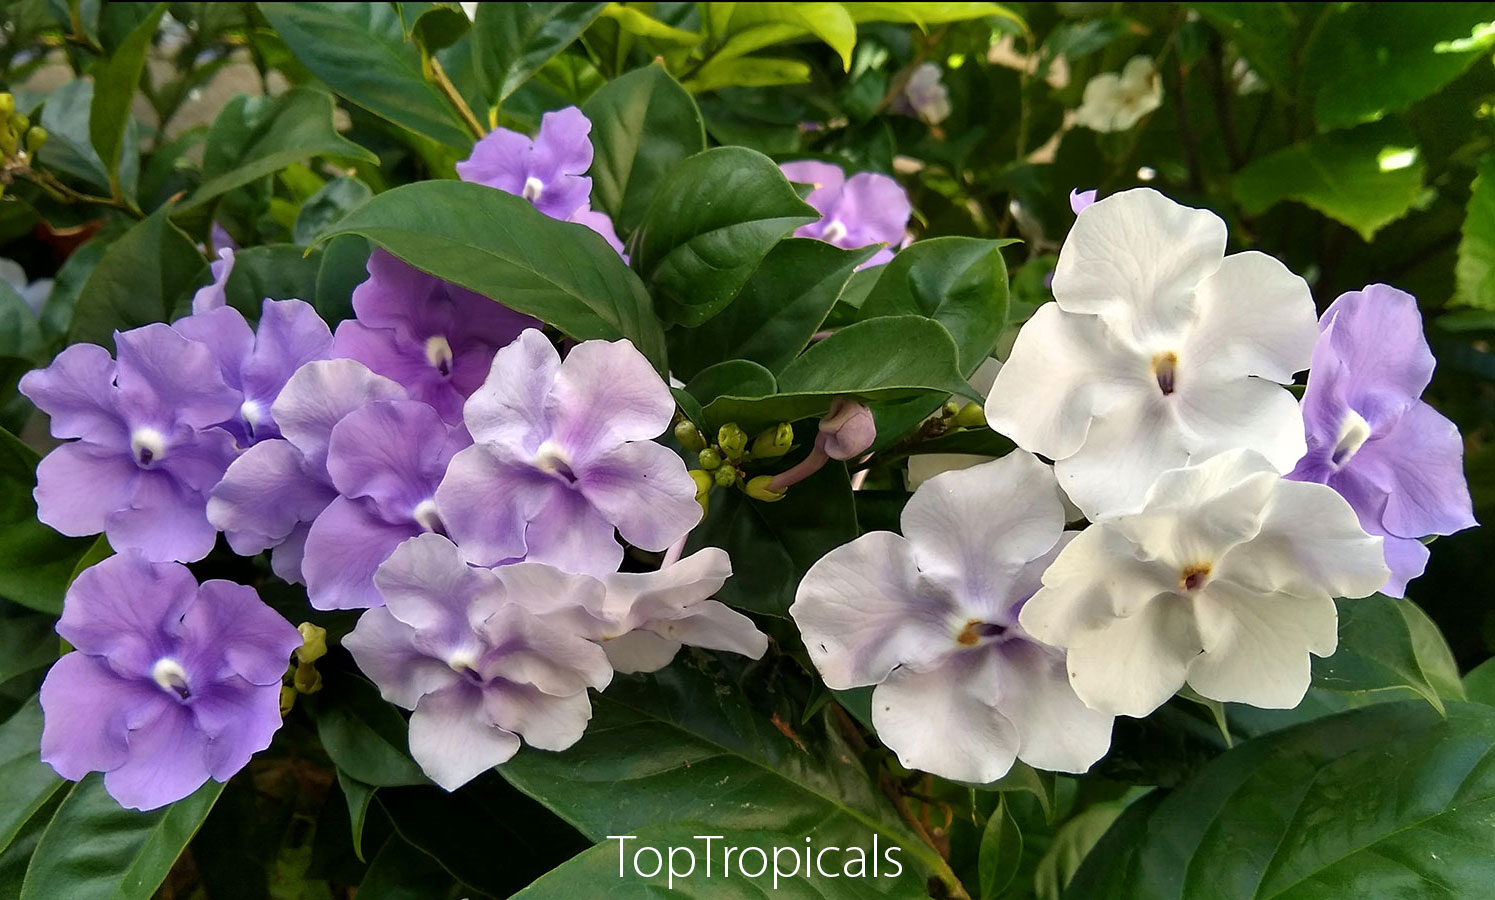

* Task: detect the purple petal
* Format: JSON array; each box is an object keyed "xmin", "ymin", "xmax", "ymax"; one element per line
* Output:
[
  {"xmin": 34, "ymin": 442, "xmax": 139, "ymax": 539},
  {"xmin": 456, "ymin": 128, "xmax": 536, "ymax": 197},
  {"xmin": 191, "ymin": 248, "xmax": 234, "ymax": 314},
  {"xmin": 435, "ymin": 444, "xmax": 551, "ymax": 567},
  {"xmin": 113, "ymin": 324, "xmax": 240, "ymax": 430},
  {"xmin": 549, "ymin": 338, "xmax": 675, "ymax": 465},
  {"xmin": 408, "ymin": 682, "xmax": 520, "ymax": 791},
  {"xmin": 780, "ymin": 160, "xmax": 847, "ymax": 218},
  {"xmin": 40, "ymin": 653, "xmax": 167, "ymax": 781},
  {"xmin": 271, "ymin": 359, "xmax": 406, "ymax": 473},
  {"xmin": 1319, "ymin": 284, "xmax": 1436, "ymax": 412},
  {"xmin": 529, "ymin": 107, "xmax": 594, "ymax": 184},
  {"xmin": 172, "ymin": 306, "xmax": 254, "ymax": 395},
  {"xmin": 103, "ymin": 469, "xmax": 219, "ymax": 563},
  {"xmin": 343, "ymin": 606, "xmax": 461, "ymax": 709},
  {"xmin": 187, "ymin": 675, "xmax": 285, "ymax": 780},
  {"xmin": 18, "ymin": 343, "xmax": 126, "ymax": 445},
  {"xmin": 270, "ymin": 522, "xmax": 311, "ymax": 584},
  {"xmin": 57, "ymin": 552, "xmax": 196, "ymax": 673},
  {"xmin": 521, "ymin": 486, "xmax": 623, "ymax": 578},
  {"xmin": 208, "ymin": 439, "xmax": 336, "ymax": 556},
  {"xmin": 567, "ymin": 207, "xmax": 628, "ymax": 258},
  {"xmin": 1352, "ymin": 401, "xmax": 1476, "ymax": 540},
  {"xmin": 240, "ymin": 299, "xmax": 334, "ymax": 426},
  {"xmin": 576, "ymin": 440, "xmax": 700, "ymax": 552},
  {"xmin": 1379, "ymin": 534, "xmax": 1430, "ymax": 599},
  {"xmin": 303, "ymin": 496, "xmax": 421, "ymax": 610},
  {"xmin": 102, "ymin": 701, "xmax": 211, "ymax": 810},
  {"xmin": 326, "ymin": 400, "xmax": 453, "ymax": 520},
  {"xmin": 833, "ymin": 172, "xmax": 911, "ymax": 248},
  {"xmin": 1069, "ymin": 189, "xmax": 1098, "ymax": 214},
  {"xmin": 350, "ymin": 250, "xmax": 456, "ymax": 340},
  {"xmin": 477, "ymin": 604, "xmax": 611, "ymax": 697},
  {"xmin": 332, "ymin": 320, "xmax": 465, "ymax": 421},
  {"xmin": 180, "ymin": 580, "xmax": 301, "ymax": 685},
  {"xmin": 461, "ymin": 328, "xmax": 557, "ymax": 450},
  {"xmin": 373, "ymin": 533, "xmax": 502, "ymax": 647}
]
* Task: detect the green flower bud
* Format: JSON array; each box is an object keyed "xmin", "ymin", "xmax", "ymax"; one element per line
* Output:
[
  {"xmin": 712, "ymin": 465, "xmax": 738, "ymax": 488},
  {"xmin": 698, "ymin": 447, "xmax": 723, "ymax": 470},
  {"xmin": 952, "ymin": 402, "xmax": 986, "ymax": 428},
  {"xmin": 7, "ymin": 113, "xmax": 28, "ymax": 136},
  {"xmin": 279, "ymin": 685, "xmax": 297, "ymax": 716},
  {"xmin": 745, "ymin": 475, "xmax": 786, "ymax": 502},
  {"xmin": 674, "ymin": 419, "xmax": 706, "ymax": 453},
  {"xmin": 717, "ymin": 423, "xmax": 748, "ymax": 462},
  {"xmin": 689, "ymin": 469, "xmax": 713, "ymax": 515},
  {"xmin": 0, "ymin": 94, "xmax": 13, "ymax": 117},
  {"xmin": 293, "ymin": 662, "xmax": 323, "ymax": 694},
  {"xmin": 0, "ymin": 128, "xmax": 14, "ymax": 158},
  {"xmin": 296, "ymin": 622, "xmax": 328, "ymax": 664},
  {"xmin": 940, "ymin": 399, "xmax": 960, "ymax": 418},
  {"xmin": 23, "ymin": 127, "xmax": 46, "ymax": 154},
  {"xmin": 751, "ymin": 423, "xmax": 794, "ymax": 459}
]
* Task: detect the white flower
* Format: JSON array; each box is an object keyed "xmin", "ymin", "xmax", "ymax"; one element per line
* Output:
[
  {"xmin": 791, "ymin": 452, "xmax": 1113, "ymax": 783},
  {"xmin": 985, "ymin": 188, "xmax": 1318, "ymax": 519},
  {"xmin": 1019, "ymin": 449, "xmax": 1389, "ymax": 719},
  {"xmin": 0, "ymin": 258, "xmax": 51, "ymax": 316},
  {"xmin": 460, "ymin": 2, "xmax": 479, "ymax": 20},
  {"xmin": 901, "ymin": 63, "xmax": 951, "ymax": 125},
  {"xmin": 1074, "ymin": 56, "xmax": 1163, "ymax": 133}
]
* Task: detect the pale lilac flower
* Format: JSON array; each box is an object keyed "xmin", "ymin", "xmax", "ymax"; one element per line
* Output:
[
  {"xmin": 302, "ymin": 400, "xmax": 470, "ymax": 610},
  {"xmin": 175, "ymin": 299, "xmax": 334, "ymax": 447},
  {"xmin": 779, "ymin": 160, "xmax": 912, "ymax": 267},
  {"xmin": 0, "ymin": 257, "xmax": 51, "ymax": 315},
  {"xmin": 191, "ymin": 248, "xmax": 234, "ymax": 315},
  {"xmin": 1287, "ymin": 285, "xmax": 1476, "ymax": 596},
  {"xmin": 1074, "ymin": 56, "xmax": 1162, "ymax": 133},
  {"xmin": 791, "ymin": 452, "xmax": 1113, "ymax": 783},
  {"xmin": 1069, "ymin": 189, "xmax": 1097, "ymax": 215},
  {"xmin": 333, "ymin": 250, "xmax": 537, "ymax": 424},
  {"xmin": 207, "ymin": 359, "xmax": 405, "ymax": 582},
  {"xmin": 39, "ymin": 552, "xmax": 300, "ymax": 810},
  {"xmin": 19, "ymin": 325, "xmax": 241, "ymax": 562},
  {"xmin": 436, "ymin": 330, "xmax": 700, "ymax": 577},
  {"xmin": 988, "ymin": 189, "xmax": 1318, "ymax": 519},
  {"xmin": 345, "ymin": 534, "xmax": 613, "ymax": 790},
  {"xmin": 894, "ymin": 63, "xmax": 951, "ymax": 124},
  {"xmin": 1021, "ymin": 449, "xmax": 1389, "ymax": 718}
]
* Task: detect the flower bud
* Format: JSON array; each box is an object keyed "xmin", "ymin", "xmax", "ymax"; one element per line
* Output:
[
  {"xmin": 293, "ymin": 662, "xmax": 323, "ymax": 694},
  {"xmin": 712, "ymin": 465, "xmax": 738, "ymax": 488},
  {"xmin": 940, "ymin": 399, "xmax": 960, "ymax": 418},
  {"xmin": 0, "ymin": 94, "xmax": 13, "ymax": 117},
  {"xmin": 698, "ymin": 447, "xmax": 723, "ymax": 470},
  {"xmin": 689, "ymin": 468, "xmax": 713, "ymax": 514},
  {"xmin": 816, "ymin": 397, "xmax": 876, "ymax": 460},
  {"xmin": 8, "ymin": 113, "xmax": 28, "ymax": 136},
  {"xmin": 952, "ymin": 402, "xmax": 986, "ymax": 428},
  {"xmin": 717, "ymin": 423, "xmax": 748, "ymax": 462},
  {"xmin": 751, "ymin": 423, "xmax": 794, "ymax": 459},
  {"xmin": 674, "ymin": 420, "xmax": 706, "ymax": 452},
  {"xmin": 0, "ymin": 128, "xmax": 14, "ymax": 158},
  {"xmin": 296, "ymin": 622, "xmax": 328, "ymax": 664},
  {"xmin": 745, "ymin": 475, "xmax": 786, "ymax": 502},
  {"xmin": 23, "ymin": 126, "xmax": 46, "ymax": 154},
  {"xmin": 279, "ymin": 684, "xmax": 297, "ymax": 716}
]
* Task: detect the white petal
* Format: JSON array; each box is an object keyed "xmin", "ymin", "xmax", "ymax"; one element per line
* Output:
[
  {"xmin": 482, "ymin": 681, "xmax": 595, "ymax": 752},
  {"xmin": 790, "ymin": 531, "xmax": 954, "ymax": 690},
  {"xmin": 1020, "ymin": 525, "xmax": 1170, "ymax": 648},
  {"xmin": 1113, "ymin": 450, "xmax": 1277, "ymax": 568},
  {"xmin": 1053, "ymin": 392, "xmax": 1191, "ymax": 520},
  {"xmin": 872, "ymin": 652, "xmax": 1019, "ymax": 783},
  {"xmin": 604, "ymin": 631, "xmax": 681, "ymax": 674},
  {"xmin": 1186, "ymin": 579, "xmax": 1335, "ymax": 708},
  {"xmin": 409, "ymin": 684, "xmax": 520, "ymax": 791},
  {"xmin": 342, "ymin": 608, "xmax": 459, "ymax": 709},
  {"xmin": 1175, "ymin": 373, "xmax": 1307, "ymax": 474},
  {"xmin": 490, "ymin": 562, "xmax": 612, "ymax": 639},
  {"xmin": 904, "ymin": 453, "xmax": 993, "ymax": 491},
  {"xmin": 1185, "ymin": 251, "xmax": 1317, "ymax": 384},
  {"xmin": 601, "ymin": 547, "xmax": 732, "ymax": 632},
  {"xmin": 995, "ymin": 640, "xmax": 1114, "ymax": 773},
  {"xmin": 647, "ymin": 600, "xmax": 768, "ymax": 662},
  {"xmin": 1064, "ymin": 594, "xmax": 1201, "ymax": 718},
  {"xmin": 480, "ymin": 604, "xmax": 613, "ymax": 696}
]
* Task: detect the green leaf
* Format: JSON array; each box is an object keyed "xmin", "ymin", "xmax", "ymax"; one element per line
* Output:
[
  {"xmin": 0, "ymin": 698, "xmax": 64, "ymax": 858},
  {"xmin": 357, "ymin": 836, "xmax": 467, "ymax": 900},
  {"xmin": 716, "ymin": 3, "xmax": 858, "ymax": 72},
  {"xmin": 293, "ymin": 176, "xmax": 374, "ymax": 246},
  {"xmin": 221, "ymin": 245, "xmax": 324, "ymax": 320},
  {"xmin": 0, "ymin": 281, "xmax": 43, "ymax": 362},
  {"xmin": 257, "ymin": 2, "xmax": 472, "ymax": 148},
  {"xmin": 846, "ymin": 2, "xmax": 1022, "ymax": 29},
  {"xmin": 20, "ymin": 775, "xmax": 222, "ymax": 900},
  {"xmin": 1231, "ymin": 119, "xmax": 1426, "ymax": 241},
  {"xmin": 499, "ymin": 655, "xmax": 944, "ymax": 894},
  {"xmin": 636, "ymin": 146, "xmax": 818, "ymax": 326},
  {"xmin": 700, "ymin": 316, "xmax": 976, "ymax": 431},
  {"xmin": 319, "ymin": 180, "xmax": 667, "ymax": 370},
  {"xmin": 1306, "ymin": 3, "xmax": 1495, "ymax": 130},
  {"xmin": 1455, "ymin": 153, "xmax": 1495, "ymax": 309},
  {"xmin": 671, "ymin": 240, "xmax": 877, "ymax": 381},
  {"xmin": 309, "ymin": 676, "xmax": 427, "ymax": 788},
  {"xmin": 67, "ymin": 209, "xmax": 206, "ymax": 346},
  {"xmin": 1189, "ymin": 3, "xmax": 1299, "ymax": 94},
  {"xmin": 1033, "ymin": 802, "xmax": 1124, "ymax": 900},
  {"xmin": 683, "ymin": 56, "xmax": 814, "ymax": 93},
  {"xmin": 600, "ymin": 5, "xmax": 701, "ymax": 45},
  {"xmin": 580, "ymin": 63, "xmax": 705, "ymax": 237},
  {"xmin": 182, "ymin": 88, "xmax": 378, "ymax": 211},
  {"xmin": 0, "ymin": 428, "xmax": 98, "ymax": 616},
  {"xmin": 405, "ymin": 2, "xmax": 469, "ymax": 53},
  {"xmin": 336, "ymin": 772, "xmax": 375, "ymax": 863},
  {"xmin": 1066, "ymin": 701, "xmax": 1495, "ymax": 899},
  {"xmin": 0, "ymin": 615, "xmax": 57, "ymax": 686},
  {"xmin": 315, "ymin": 234, "xmax": 372, "ymax": 324},
  {"xmin": 87, "ymin": 3, "xmax": 163, "ymax": 194},
  {"xmin": 470, "ymin": 2, "xmax": 605, "ymax": 104},
  {"xmin": 978, "ymin": 797, "xmax": 1022, "ymax": 900},
  {"xmin": 1313, "ymin": 594, "xmax": 1465, "ymax": 715},
  {"xmin": 683, "ymin": 359, "xmax": 778, "ymax": 408},
  {"xmin": 859, "ymin": 237, "xmax": 1013, "ymax": 374},
  {"xmin": 37, "ymin": 80, "xmax": 140, "ymax": 197},
  {"xmin": 1466, "ymin": 657, "xmax": 1495, "ymax": 706}
]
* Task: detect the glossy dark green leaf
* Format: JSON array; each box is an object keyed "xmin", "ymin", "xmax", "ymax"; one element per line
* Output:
[
  {"xmin": 683, "ymin": 359, "xmax": 778, "ymax": 407},
  {"xmin": 36, "ymin": 81, "xmax": 139, "ymax": 197},
  {"xmin": 1068, "ymin": 701, "xmax": 1495, "ymax": 899},
  {"xmin": 978, "ymin": 797, "xmax": 1022, "ymax": 899},
  {"xmin": 182, "ymin": 88, "xmax": 378, "ymax": 211},
  {"xmin": 20, "ymin": 775, "xmax": 223, "ymax": 900},
  {"xmin": 671, "ymin": 239, "xmax": 877, "ymax": 380},
  {"xmin": 859, "ymin": 237, "xmax": 1013, "ymax": 374},
  {"xmin": 315, "ymin": 234, "xmax": 372, "ymax": 325},
  {"xmin": 319, "ymin": 180, "xmax": 666, "ymax": 370},
  {"xmin": 0, "ymin": 698, "xmax": 64, "ymax": 857},
  {"xmin": 0, "ymin": 281, "xmax": 43, "ymax": 362},
  {"xmin": 258, "ymin": 2, "xmax": 473, "ymax": 147},
  {"xmin": 500, "ymin": 655, "xmax": 942, "ymax": 895},
  {"xmin": 293, "ymin": 176, "xmax": 374, "ymax": 246},
  {"xmin": 1313, "ymin": 595, "xmax": 1464, "ymax": 714},
  {"xmin": 1467, "ymin": 658, "xmax": 1495, "ymax": 706},
  {"xmin": 0, "ymin": 428, "xmax": 98, "ymax": 616},
  {"xmin": 0, "ymin": 615, "xmax": 57, "ymax": 686},
  {"xmin": 471, "ymin": 2, "xmax": 605, "ymax": 104},
  {"xmin": 221, "ymin": 245, "xmax": 324, "ymax": 321},
  {"xmin": 1033, "ymin": 802, "xmax": 1124, "ymax": 900},
  {"xmin": 405, "ymin": 2, "xmax": 469, "ymax": 53},
  {"xmin": 1456, "ymin": 154, "xmax": 1495, "ymax": 310},
  {"xmin": 310, "ymin": 675, "xmax": 427, "ymax": 788},
  {"xmin": 67, "ymin": 209, "xmax": 207, "ymax": 346},
  {"xmin": 0, "ymin": 789, "xmax": 65, "ymax": 899},
  {"xmin": 336, "ymin": 771, "xmax": 375, "ymax": 863},
  {"xmin": 580, "ymin": 63, "xmax": 705, "ymax": 237},
  {"xmin": 87, "ymin": 3, "xmax": 163, "ymax": 193},
  {"xmin": 36, "ymin": 220, "xmax": 131, "ymax": 342},
  {"xmin": 356, "ymin": 836, "xmax": 467, "ymax": 900},
  {"xmin": 635, "ymin": 146, "xmax": 819, "ymax": 326}
]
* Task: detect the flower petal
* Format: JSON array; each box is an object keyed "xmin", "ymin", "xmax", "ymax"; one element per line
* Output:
[
  {"xmin": 461, "ymin": 328, "xmax": 557, "ymax": 451},
  {"xmin": 871, "ymin": 651, "xmax": 1019, "ymax": 784},
  {"xmin": 188, "ymin": 675, "xmax": 286, "ymax": 780},
  {"xmin": 33, "ymin": 442, "xmax": 138, "ymax": 539},
  {"xmin": 994, "ymin": 640, "xmax": 1113, "ymax": 774},
  {"xmin": 482, "ymin": 680, "xmax": 594, "ymax": 752},
  {"xmin": 40, "ymin": 653, "xmax": 166, "ymax": 781},
  {"xmin": 576, "ymin": 440, "xmax": 701, "ymax": 553},
  {"xmin": 208, "ymin": 439, "xmax": 336, "ymax": 556},
  {"xmin": 18, "ymin": 343, "xmax": 125, "ymax": 444},
  {"xmin": 1186, "ymin": 579, "xmax": 1335, "ymax": 708},
  {"xmin": 550, "ymin": 338, "xmax": 676, "ymax": 465},
  {"xmin": 114, "ymin": 323, "xmax": 239, "ymax": 430},
  {"xmin": 1185, "ymin": 251, "xmax": 1316, "ymax": 383},
  {"xmin": 1063, "ymin": 593, "xmax": 1201, "ymax": 718},
  {"xmin": 180, "ymin": 580, "xmax": 301, "ymax": 686},
  {"xmin": 271, "ymin": 359, "xmax": 405, "ymax": 473},
  {"xmin": 343, "ymin": 607, "xmax": 459, "ymax": 709},
  {"xmin": 103, "ymin": 469, "xmax": 219, "ymax": 563},
  {"xmin": 409, "ymin": 683, "xmax": 520, "ymax": 791},
  {"xmin": 302, "ymin": 497, "xmax": 420, "ymax": 610},
  {"xmin": 326, "ymin": 400, "xmax": 451, "ymax": 519},
  {"xmin": 103, "ymin": 701, "xmax": 211, "ymax": 810},
  {"xmin": 1053, "ymin": 392, "xmax": 1192, "ymax": 519},
  {"xmin": 435, "ymin": 443, "xmax": 552, "ymax": 567},
  {"xmin": 374, "ymin": 533, "xmax": 502, "ymax": 652}
]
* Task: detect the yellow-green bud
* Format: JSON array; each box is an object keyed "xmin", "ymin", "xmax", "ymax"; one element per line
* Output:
[
  {"xmin": 0, "ymin": 94, "xmax": 13, "ymax": 117},
  {"xmin": 940, "ymin": 399, "xmax": 960, "ymax": 418},
  {"xmin": 745, "ymin": 475, "xmax": 786, "ymax": 502},
  {"xmin": 717, "ymin": 423, "xmax": 748, "ymax": 462},
  {"xmin": 751, "ymin": 423, "xmax": 794, "ymax": 459},
  {"xmin": 293, "ymin": 662, "xmax": 323, "ymax": 694},
  {"xmin": 279, "ymin": 685, "xmax": 297, "ymax": 716},
  {"xmin": 952, "ymin": 402, "xmax": 986, "ymax": 428},
  {"xmin": 23, "ymin": 127, "xmax": 45, "ymax": 154},
  {"xmin": 712, "ymin": 465, "xmax": 738, "ymax": 488},
  {"xmin": 296, "ymin": 622, "xmax": 328, "ymax": 664},
  {"xmin": 7, "ymin": 113, "xmax": 28, "ymax": 136},
  {"xmin": 689, "ymin": 469, "xmax": 713, "ymax": 515},
  {"xmin": 0, "ymin": 128, "xmax": 14, "ymax": 158},
  {"xmin": 674, "ymin": 419, "xmax": 706, "ymax": 452},
  {"xmin": 698, "ymin": 447, "xmax": 723, "ymax": 470}
]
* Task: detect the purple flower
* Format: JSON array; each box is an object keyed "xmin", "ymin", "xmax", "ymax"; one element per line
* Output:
[
  {"xmin": 1069, "ymin": 188, "xmax": 1097, "ymax": 215},
  {"xmin": 19, "ymin": 325, "xmax": 241, "ymax": 562},
  {"xmin": 436, "ymin": 330, "xmax": 701, "ymax": 577},
  {"xmin": 175, "ymin": 299, "xmax": 334, "ymax": 446},
  {"xmin": 1287, "ymin": 285, "xmax": 1476, "ymax": 596},
  {"xmin": 344, "ymin": 534, "xmax": 613, "ymax": 790},
  {"xmin": 779, "ymin": 160, "xmax": 912, "ymax": 267},
  {"xmin": 333, "ymin": 251, "xmax": 537, "ymax": 424},
  {"xmin": 207, "ymin": 359, "xmax": 405, "ymax": 583},
  {"xmin": 191, "ymin": 248, "xmax": 234, "ymax": 315},
  {"xmin": 39, "ymin": 552, "xmax": 300, "ymax": 810},
  {"xmin": 301, "ymin": 399, "xmax": 470, "ymax": 610}
]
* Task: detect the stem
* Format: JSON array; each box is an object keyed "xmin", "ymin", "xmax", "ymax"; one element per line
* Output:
[
  {"xmin": 20, "ymin": 168, "xmax": 144, "ymax": 219},
  {"xmin": 427, "ymin": 55, "xmax": 486, "ymax": 139},
  {"xmin": 768, "ymin": 446, "xmax": 829, "ymax": 492}
]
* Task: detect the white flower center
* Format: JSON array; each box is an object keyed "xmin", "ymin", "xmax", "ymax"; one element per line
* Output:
[
  {"xmin": 129, "ymin": 427, "xmax": 168, "ymax": 467},
  {"xmin": 151, "ymin": 658, "xmax": 191, "ymax": 700},
  {"xmin": 1331, "ymin": 409, "xmax": 1372, "ymax": 469},
  {"xmin": 240, "ymin": 400, "xmax": 263, "ymax": 435},
  {"xmin": 522, "ymin": 176, "xmax": 545, "ymax": 203},
  {"xmin": 533, "ymin": 439, "xmax": 578, "ymax": 484},
  {"xmin": 412, "ymin": 498, "xmax": 444, "ymax": 534},
  {"xmin": 424, "ymin": 335, "xmax": 454, "ymax": 377},
  {"xmin": 447, "ymin": 650, "xmax": 482, "ymax": 681},
  {"xmin": 821, "ymin": 219, "xmax": 848, "ymax": 244}
]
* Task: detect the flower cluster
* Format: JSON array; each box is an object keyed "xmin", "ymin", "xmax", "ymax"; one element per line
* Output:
[{"xmin": 793, "ymin": 188, "xmax": 1473, "ymax": 783}]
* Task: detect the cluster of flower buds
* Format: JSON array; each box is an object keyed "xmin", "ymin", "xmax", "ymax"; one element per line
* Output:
[{"xmin": 0, "ymin": 92, "xmax": 48, "ymax": 196}]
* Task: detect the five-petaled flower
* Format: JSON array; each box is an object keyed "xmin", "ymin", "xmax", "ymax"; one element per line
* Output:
[
  {"xmin": 1074, "ymin": 56, "xmax": 1163, "ymax": 133},
  {"xmin": 779, "ymin": 160, "xmax": 912, "ymax": 268}
]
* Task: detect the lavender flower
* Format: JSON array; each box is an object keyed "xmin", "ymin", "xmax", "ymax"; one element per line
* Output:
[
  {"xmin": 1287, "ymin": 285, "xmax": 1476, "ymax": 596},
  {"xmin": 175, "ymin": 299, "xmax": 334, "ymax": 446},
  {"xmin": 779, "ymin": 160, "xmax": 911, "ymax": 267},
  {"xmin": 191, "ymin": 248, "xmax": 234, "ymax": 315},
  {"xmin": 207, "ymin": 359, "xmax": 405, "ymax": 583},
  {"xmin": 332, "ymin": 250, "xmax": 537, "ymax": 424},
  {"xmin": 436, "ymin": 330, "xmax": 701, "ymax": 577},
  {"xmin": 1069, "ymin": 189, "xmax": 1097, "ymax": 215},
  {"xmin": 39, "ymin": 552, "xmax": 300, "ymax": 810},
  {"xmin": 893, "ymin": 63, "xmax": 951, "ymax": 125},
  {"xmin": 19, "ymin": 325, "xmax": 242, "ymax": 562}
]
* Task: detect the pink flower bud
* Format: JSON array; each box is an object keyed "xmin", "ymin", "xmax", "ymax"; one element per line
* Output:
[{"xmin": 816, "ymin": 398, "xmax": 875, "ymax": 460}]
